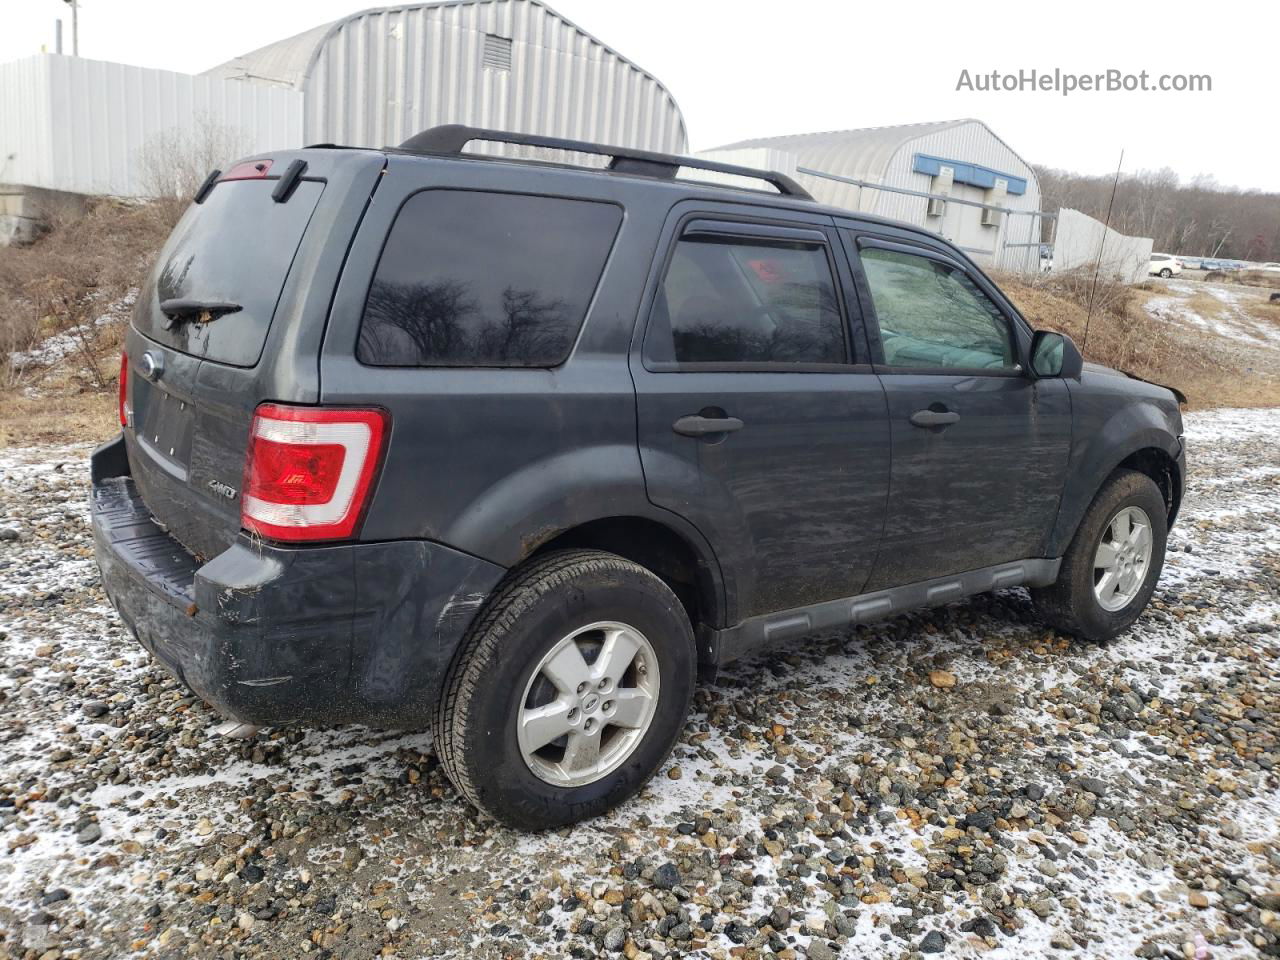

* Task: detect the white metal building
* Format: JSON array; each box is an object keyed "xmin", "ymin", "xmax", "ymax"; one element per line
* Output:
[
  {"xmin": 202, "ymin": 0, "xmax": 687, "ymax": 155},
  {"xmin": 700, "ymin": 120, "xmax": 1044, "ymax": 271},
  {"xmin": 0, "ymin": 0, "xmax": 686, "ymax": 228}
]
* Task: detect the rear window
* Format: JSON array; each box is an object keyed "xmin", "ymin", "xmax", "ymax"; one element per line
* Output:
[
  {"xmin": 357, "ymin": 191, "xmax": 622, "ymax": 367},
  {"xmin": 136, "ymin": 179, "xmax": 324, "ymax": 367}
]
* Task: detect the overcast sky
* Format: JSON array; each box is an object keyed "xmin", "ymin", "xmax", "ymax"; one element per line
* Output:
[{"xmin": 4, "ymin": 0, "xmax": 1274, "ymax": 191}]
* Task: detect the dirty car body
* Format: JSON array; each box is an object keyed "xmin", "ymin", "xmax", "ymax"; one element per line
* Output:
[{"xmin": 91, "ymin": 129, "xmax": 1185, "ymax": 747}]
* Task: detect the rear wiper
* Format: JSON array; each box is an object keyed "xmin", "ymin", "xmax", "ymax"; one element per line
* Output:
[{"xmin": 159, "ymin": 299, "xmax": 242, "ymax": 329}]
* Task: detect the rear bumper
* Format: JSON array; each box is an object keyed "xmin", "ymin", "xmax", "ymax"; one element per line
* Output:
[{"xmin": 90, "ymin": 434, "xmax": 505, "ymax": 727}]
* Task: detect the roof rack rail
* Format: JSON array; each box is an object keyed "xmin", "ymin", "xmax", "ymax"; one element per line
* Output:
[{"xmin": 396, "ymin": 125, "xmax": 813, "ymax": 200}]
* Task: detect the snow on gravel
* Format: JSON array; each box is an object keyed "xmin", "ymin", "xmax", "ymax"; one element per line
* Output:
[
  {"xmin": 1145, "ymin": 281, "xmax": 1280, "ymax": 350},
  {"xmin": 1, "ymin": 409, "xmax": 1278, "ymax": 960}
]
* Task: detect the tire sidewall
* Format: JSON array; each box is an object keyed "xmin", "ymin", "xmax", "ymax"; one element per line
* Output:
[
  {"xmin": 1067, "ymin": 474, "xmax": 1168, "ymax": 639},
  {"xmin": 458, "ymin": 566, "xmax": 695, "ymax": 829}
]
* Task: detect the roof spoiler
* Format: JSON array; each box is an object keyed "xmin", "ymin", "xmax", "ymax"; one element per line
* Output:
[{"xmin": 395, "ymin": 124, "xmax": 813, "ymax": 200}]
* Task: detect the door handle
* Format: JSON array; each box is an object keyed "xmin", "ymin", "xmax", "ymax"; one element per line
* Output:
[
  {"xmin": 909, "ymin": 409, "xmax": 960, "ymax": 428},
  {"xmin": 673, "ymin": 415, "xmax": 744, "ymax": 437}
]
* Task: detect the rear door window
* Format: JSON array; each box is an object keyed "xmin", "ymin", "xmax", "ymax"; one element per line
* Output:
[
  {"xmin": 645, "ymin": 234, "xmax": 846, "ymax": 366},
  {"xmin": 357, "ymin": 191, "xmax": 622, "ymax": 367},
  {"xmin": 136, "ymin": 179, "xmax": 324, "ymax": 367}
]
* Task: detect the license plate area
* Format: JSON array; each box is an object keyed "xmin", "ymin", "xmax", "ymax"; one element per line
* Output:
[{"xmin": 135, "ymin": 382, "xmax": 195, "ymax": 475}]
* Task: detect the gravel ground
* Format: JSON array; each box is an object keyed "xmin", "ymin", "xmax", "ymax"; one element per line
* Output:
[{"xmin": 1, "ymin": 407, "xmax": 1277, "ymax": 960}]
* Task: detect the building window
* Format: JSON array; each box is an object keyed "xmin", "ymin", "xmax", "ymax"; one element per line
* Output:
[{"xmin": 483, "ymin": 34, "xmax": 512, "ymax": 71}]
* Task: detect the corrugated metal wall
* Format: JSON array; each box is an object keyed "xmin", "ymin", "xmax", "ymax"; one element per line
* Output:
[
  {"xmin": 1054, "ymin": 208, "xmax": 1153, "ymax": 283},
  {"xmin": 698, "ymin": 122, "xmax": 1044, "ymax": 270},
  {"xmin": 0, "ymin": 54, "xmax": 302, "ymax": 197},
  {"xmin": 872, "ymin": 122, "xmax": 1040, "ymax": 269},
  {"xmin": 304, "ymin": 1, "xmax": 686, "ymax": 152}
]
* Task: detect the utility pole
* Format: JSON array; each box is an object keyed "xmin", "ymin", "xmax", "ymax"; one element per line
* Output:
[{"xmin": 62, "ymin": 0, "xmax": 79, "ymax": 56}]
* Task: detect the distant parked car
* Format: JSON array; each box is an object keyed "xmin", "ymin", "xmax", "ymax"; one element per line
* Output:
[
  {"xmin": 1180, "ymin": 257, "xmax": 1203, "ymax": 270},
  {"xmin": 1258, "ymin": 263, "xmax": 1280, "ymax": 273},
  {"xmin": 1149, "ymin": 253, "xmax": 1181, "ymax": 278}
]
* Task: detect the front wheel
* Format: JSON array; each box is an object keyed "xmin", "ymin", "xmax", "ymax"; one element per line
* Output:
[
  {"xmin": 1032, "ymin": 469, "xmax": 1168, "ymax": 641},
  {"xmin": 1159, "ymin": 268, "xmax": 1173, "ymax": 278},
  {"xmin": 431, "ymin": 549, "xmax": 696, "ymax": 830}
]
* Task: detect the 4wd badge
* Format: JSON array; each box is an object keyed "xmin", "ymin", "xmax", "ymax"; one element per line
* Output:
[{"xmin": 207, "ymin": 479, "xmax": 238, "ymax": 500}]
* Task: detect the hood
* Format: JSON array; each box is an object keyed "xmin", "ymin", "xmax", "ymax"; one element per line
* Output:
[{"xmin": 1081, "ymin": 362, "xmax": 1186, "ymax": 405}]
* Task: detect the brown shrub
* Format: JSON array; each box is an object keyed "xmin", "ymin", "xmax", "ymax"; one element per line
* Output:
[
  {"xmin": 994, "ymin": 266, "xmax": 1280, "ymax": 409},
  {"xmin": 0, "ymin": 198, "xmax": 182, "ymax": 388}
]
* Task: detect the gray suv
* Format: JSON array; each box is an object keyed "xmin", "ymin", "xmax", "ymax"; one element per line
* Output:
[{"xmin": 91, "ymin": 126, "xmax": 1186, "ymax": 829}]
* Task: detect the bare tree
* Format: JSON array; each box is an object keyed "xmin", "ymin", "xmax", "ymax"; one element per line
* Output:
[
  {"xmin": 137, "ymin": 114, "xmax": 252, "ymax": 202},
  {"xmin": 1035, "ymin": 165, "xmax": 1280, "ymax": 260}
]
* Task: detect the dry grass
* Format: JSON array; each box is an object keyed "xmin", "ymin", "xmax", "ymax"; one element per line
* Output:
[
  {"xmin": 995, "ymin": 267, "xmax": 1280, "ymax": 409},
  {"xmin": 0, "ymin": 198, "xmax": 181, "ymax": 444},
  {"xmin": 0, "ymin": 197, "xmax": 181, "ymax": 385}
]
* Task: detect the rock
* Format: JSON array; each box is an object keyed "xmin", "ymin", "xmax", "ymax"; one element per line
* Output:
[
  {"xmin": 0, "ymin": 527, "xmax": 19, "ymax": 541},
  {"xmin": 920, "ymin": 930, "xmax": 947, "ymax": 953},
  {"xmin": 1076, "ymin": 777, "xmax": 1108, "ymax": 797},
  {"xmin": 76, "ymin": 823, "xmax": 102, "ymax": 845},
  {"xmin": 666, "ymin": 766, "xmax": 681, "ymax": 780},
  {"xmin": 964, "ymin": 811, "xmax": 996, "ymax": 831},
  {"xmin": 929, "ymin": 670, "xmax": 957, "ymax": 689},
  {"xmin": 1189, "ymin": 892, "xmax": 1209, "ymax": 908},
  {"xmin": 603, "ymin": 925, "xmax": 626, "ymax": 951},
  {"xmin": 83, "ymin": 700, "xmax": 109, "ymax": 718},
  {"xmin": 652, "ymin": 863, "xmax": 680, "ymax": 890},
  {"xmin": 807, "ymin": 941, "xmax": 837, "ymax": 960}
]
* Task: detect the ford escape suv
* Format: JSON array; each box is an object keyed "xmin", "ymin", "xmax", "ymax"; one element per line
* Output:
[{"xmin": 92, "ymin": 126, "xmax": 1185, "ymax": 830}]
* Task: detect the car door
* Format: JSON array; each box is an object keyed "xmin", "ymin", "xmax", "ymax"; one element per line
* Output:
[
  {"xmin": 841, "ymin": 228, "xmax": 1072, "ymax": 591},
  {"xmin": 631, "ymin": 202, "xmax": 890, "ymax": 624}
]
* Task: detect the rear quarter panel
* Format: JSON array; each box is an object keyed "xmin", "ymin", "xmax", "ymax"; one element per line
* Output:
[{"xmin": 319, "ymin": 156, "xmax": 724, "ymax": 588}]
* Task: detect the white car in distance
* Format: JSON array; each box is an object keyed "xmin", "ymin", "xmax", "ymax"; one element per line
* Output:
[{"xmin": 1149, "ymin": 253, "xmax": 1182, "ymax": 278}]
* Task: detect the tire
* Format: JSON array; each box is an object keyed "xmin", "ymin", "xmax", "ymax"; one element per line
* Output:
[
  {"xmin": 1160, "ymin": 268, "xmax": 1173, "ymax": 278},
  {"xmin": 431, "ymin": 549, "xmax": 696, "ymax": 830},
  {"xmin": 1032, "ymin": 469, "xmax": 1168, "ymax": 642}
]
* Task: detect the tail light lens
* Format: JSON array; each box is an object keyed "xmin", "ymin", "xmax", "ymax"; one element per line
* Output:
[
  {"xmin": 118, "ymin": 351, "xmax": 129, "ymax": 427},
  {"xmin": 241, "ymin": 404, "xmax": 389, "ymax": 542}
]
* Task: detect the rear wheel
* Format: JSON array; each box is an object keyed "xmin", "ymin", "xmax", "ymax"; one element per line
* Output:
[
  {"xmin": 1032, "ymin": 469, "xmax": 1168, "ymax": 641},
  {"xmin": 432, "ymin": 549, "xmax": 696, "ymax": 829}
]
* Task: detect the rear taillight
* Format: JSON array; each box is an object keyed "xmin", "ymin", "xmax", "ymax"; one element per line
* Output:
[
  {"xmin": 241, "ymin": 404, "xmax": 389, "ymax": 542},
  {"xmin": 118, "ymin": 351, "xmax": 129, "ymax": 427}
]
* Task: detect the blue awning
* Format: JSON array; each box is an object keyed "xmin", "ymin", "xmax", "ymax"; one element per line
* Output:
[{"xmin": 913, "ymin": 153, "xmax": 1028, "ymax": 196}]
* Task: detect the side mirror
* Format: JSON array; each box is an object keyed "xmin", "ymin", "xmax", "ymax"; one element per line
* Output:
[{"xmin": 1030, "ymin": 330, "xmax": 1083, "ymax": 379}]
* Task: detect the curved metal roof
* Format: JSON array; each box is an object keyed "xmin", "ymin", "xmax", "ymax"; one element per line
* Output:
[
  {"xmin": 202, "ymin": 0, "xmax": 680, "ymax": 102},
  {"xmin": 712, "ymin": 119, "xmax": 1035, "ymax": 184}
]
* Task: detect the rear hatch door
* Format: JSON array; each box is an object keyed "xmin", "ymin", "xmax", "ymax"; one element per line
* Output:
[{"xmin": 124, "ymin": 150, "xmax": 385, "ymax": 561}]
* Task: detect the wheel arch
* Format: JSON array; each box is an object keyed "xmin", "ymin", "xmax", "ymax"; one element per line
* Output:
[
  {"xmin": 529, "ymin": 515, "xmax": 727, "ymax": 650},
  {"xmin": 1050, "ymin": 436, "xmax": 1182, "ymax": 556}
]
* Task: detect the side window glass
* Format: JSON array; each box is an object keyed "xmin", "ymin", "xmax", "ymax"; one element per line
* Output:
[
  {"xmin": 859, "ymin": 246, "xmax": 1016, "ymax": 371},
  {"xmin": 646, "ymin": 234, "xmax": 846, "ymax": 365},
  {"xmin": 358, "ymin": 191, "xmax": 621, "ymax": 367}
]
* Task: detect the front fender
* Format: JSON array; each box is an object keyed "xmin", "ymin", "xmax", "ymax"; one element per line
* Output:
[{"xmin": 1049, "ymin": 395, "xmax": 1182, "ymax": 556}]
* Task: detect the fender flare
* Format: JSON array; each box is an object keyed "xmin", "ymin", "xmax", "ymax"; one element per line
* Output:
[{"xmin": 1048, "ymin": 405, "xmax": 1181, "ymax": 557}]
